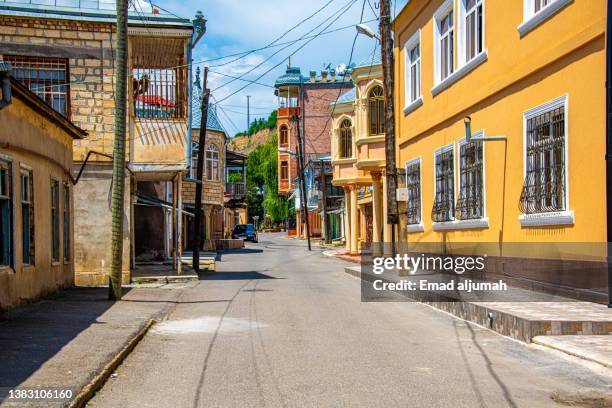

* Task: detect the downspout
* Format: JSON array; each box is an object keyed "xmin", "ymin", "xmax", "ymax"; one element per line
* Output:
[
  {"xmin": 606, "ymin": 0, "xmax": 612, "ymax": 307},
  {"xmin": 0, "ymin": 64, "xmax": 13, "ymax": 111}
]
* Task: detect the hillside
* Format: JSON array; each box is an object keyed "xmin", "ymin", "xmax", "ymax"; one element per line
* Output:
[{"xmin": 227, "ymin": 128, "xmax": 275, "ymax": 155}]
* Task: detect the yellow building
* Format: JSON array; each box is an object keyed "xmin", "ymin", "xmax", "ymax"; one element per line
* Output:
[
  {"xmin": 393, "ymin": 0, "xmax": 607, "ymax": 301},
  {"xmin": 331, "ymin": 57, "xmax": 393, "ymax": 254},
  {"xmin": 0, "ymin": 68, "xmax": 86, "ymax": 310}
]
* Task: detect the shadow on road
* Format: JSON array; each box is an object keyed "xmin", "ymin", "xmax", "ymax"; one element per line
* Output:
[{"xmin": 199, "ymin": 271, "xmax": 282, "ymax": 281}]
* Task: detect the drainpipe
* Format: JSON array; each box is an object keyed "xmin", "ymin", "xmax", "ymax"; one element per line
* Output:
[
  {"xmin": 0, "ymin": 63, "xmax": 12, "ymax": 111},
  {"xmin": 606, "ymin": 0, "xmax": 612, "ymax": 307}
]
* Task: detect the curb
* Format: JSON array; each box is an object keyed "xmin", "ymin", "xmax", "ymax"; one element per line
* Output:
[
  {"xmin": 67, "ymin": 319, "xmax": 156, "ymax": 408},
  {"xmin": 532, "ymin": 336, "xmax": 612, "ymax": 369}
]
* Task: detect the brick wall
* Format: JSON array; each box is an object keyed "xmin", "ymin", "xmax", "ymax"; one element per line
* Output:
[
  {"xmin": 0, "ymin": 17, "xmax": 117, "ymax": 160},
  {"xmin": 183, "ymin": 129, "xmax": 225, "ymax": 206},
  {"xmin": 303, "ymin": 87, "xmax": 344, "ymax": 155}
]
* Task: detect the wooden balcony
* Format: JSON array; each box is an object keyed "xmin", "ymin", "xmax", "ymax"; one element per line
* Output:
[{"xmin": 277, "ymin": 107, "xmax": 301, "ymax": 119}]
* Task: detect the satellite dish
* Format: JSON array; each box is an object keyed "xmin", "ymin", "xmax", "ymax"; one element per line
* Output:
[{"xmin": 336, "ymin": 63, "xmax": 347, "ymax": 74}]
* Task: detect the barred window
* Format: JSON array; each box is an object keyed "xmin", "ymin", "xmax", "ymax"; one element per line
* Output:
[
  {"xmin": 132, "ymin": 61, "xmax": 188, "ymax": 120},
  {"xmin": 456, "ymin": 140, "xmax": 484, "ymax": 220},
  {"xmin": 338, "ymin": 119, "xmax": 352, "ymax": 158},
  {"xmin": 432, "ymin": 147, "xmax": 454, "ymax": 222},
  {"xmin": 51, "ymin": 179, "xmax": 60, "ymax": 263},
  {"xmin": 205, "ymin": 145, "xmax": 220, "ymax": 181},
  {"xmin": 519, "ymin": 105, "xmax": 566, "ymax": 214},
  {"xmin": 4, "ymin": 55, "xmax": 70, "ymax": 117},
  {"xmin": 21, "ymin": 168, "xmax": 34, "ymax": 265},
  {"xmin": 0, "ymin": 160, "xmax": 13, "ymax": 267},
  {"xmin": 406, "ymin": 160, "xmax": 421, "ymax": 225},
  {"xmin": 368, "ymin": 85, "xmax": 385, "ymax": 136}
]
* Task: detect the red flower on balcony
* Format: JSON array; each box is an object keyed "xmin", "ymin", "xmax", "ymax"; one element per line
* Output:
[{"xmin": 137, "ymin": 95, "xmax": 175, "ymax": 107}]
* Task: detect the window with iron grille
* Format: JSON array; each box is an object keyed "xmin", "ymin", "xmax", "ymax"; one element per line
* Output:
[
  {"xmin": 406, "ymin": 160, "xmax": 421, "ymax": 225},
  {"xmin": 432, "ymin": 147, "xmax": 454, "ymax": 222},
  {"xmin": 205, "ymin": 145, "xmax": 220, "ymax": 181},
  {"xmin": 21, "ymin": 168, "xmax": 34, "ymax": 266},
  {"xmin": 132, "ymin": 59, "xmax": 188, "ymax": 120},
  {"xmin": 519, "ymin": 104, "xmax": 566, "ymax": 214},
  {"xmin": 0, "ymin": 159, "xmax": 13, "ymax": 267},
  {"xmin": 4, "ymin": 55, "xmax": 70, "ymax": 117},
  {"xmin": 456, "ymin": 140, "xmax": 484, "ymax": 220},
  {"xmin": 368, "ymin": 85, "xmax": 385, "ymax": 136},
  {"xmin": 51, "ymin": 179, "xmax": 60, "ymax": 263},
  {"xmin": 63, "ymin": 182, "xmax": 70, "ymax": 262},
  {"xmin": 338, "ymin": 119, "xmax": 352, "ymax": 158}
]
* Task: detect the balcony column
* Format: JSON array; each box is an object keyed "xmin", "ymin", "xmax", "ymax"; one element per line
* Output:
[
  {"xmin": 382, "ymin": 171, "xmax": 392, "ymax": 254},
  {"xmin": 350, "ymin": 185, "xmax": 359, "ymax": 255},
  {"xmin": 343, "ymin": 186, "xmax": 351, "ymax": 252},
  {"xmin": 371, "ymin": 171, "xmax": 382, "ymax": 253}
]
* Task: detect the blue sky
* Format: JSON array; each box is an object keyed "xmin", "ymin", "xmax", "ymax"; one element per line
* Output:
[{"xmin": 155, "ymin": 0, "xmax": 407, "ymax": 136}]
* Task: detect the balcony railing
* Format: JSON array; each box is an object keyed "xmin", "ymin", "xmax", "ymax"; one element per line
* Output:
[{"xmin": 225, "ymin": 182, "xmax": 245, "ymax": 197}]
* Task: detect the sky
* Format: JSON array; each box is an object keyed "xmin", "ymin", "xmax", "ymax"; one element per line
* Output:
[{"xmin": 153, "ymin": 0, "xmax": 408, "ymax": 136}]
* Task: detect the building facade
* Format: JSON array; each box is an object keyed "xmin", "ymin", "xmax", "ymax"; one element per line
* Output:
[
  {"xmin": 0, "ymin": 70, "xmax": 85, "ymax": 310},
  {"xmin": 330, "ymin": 57, "xmax": 391, "ymax": 254},
  {"xmin": 0, "ymin": 1, "xmax": 203, "ymax": 283},
  {"xmin": 393, "ymin": 0, "xmax": 607, "ymax": 301},
  {"xmin": 274, "ymin": 65, "xmax": 353, "ymax": 238}
]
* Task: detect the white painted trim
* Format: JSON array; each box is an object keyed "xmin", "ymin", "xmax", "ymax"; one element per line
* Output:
[
  {"xmin": 19, "ymin": 163, "xmax": 33, "ymax": 171},
  {"xmin": 519, "ymin": 210, "xmax": 574, "ymax": 227},
  {"xmin": 403, "ymin": 96, "xmax": 423, "ymax": 116},
  {"xmin": 521, "ymin": 94, "xmax": 570, "ymax": 218},
  {"xmin": 405, "ymin": 156, "xmax": 422, "ymax": 227},
  {"xmin": 433, "ymin": 0, "xmax": 455, "ymax": 86},
  {"xmin": 433, "ymin": 142, "xmax": 456, "ymax": 222},
  {"xmin": 431, "ymin": 50, "xmax": 488, "ymax": 96},
  {"xmin": 0, "ymin": 153, "xmax": 13, "ymax": 162},
  {"xmin": 457, "ymin": 0, "xmax": 485, "ymax": 68},
  {"xmin": 518, "ymin": 0, "xmax": 572, "ymax": 37},
  {"xmin": 433, "ymin": 217, "xmax": 490, "ymax": 231},
  {"xmin": 407, "ymin": 223, "xmax": 425, "ymax": 233},
  {"xmin": 404, "ymin": 29, "xmax": 422, "ymax": 110},
  {"xmin": 457, "ymin": 131, "xmax": 487, "ymax": 219}
]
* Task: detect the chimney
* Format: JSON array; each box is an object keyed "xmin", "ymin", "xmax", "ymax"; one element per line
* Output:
[
  {"xmin": 330, "ymin": 69, "xmax": 336, "ymax": 81},
  {"xmin": 321, "ymin": 70, "xmax": 328, "ymax": 82},
  {"xmin": 309, "ymin": 70, "xmax": 316, "ymax": 83}
]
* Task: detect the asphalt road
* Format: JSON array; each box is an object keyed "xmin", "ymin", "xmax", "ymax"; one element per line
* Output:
[{"xmin": 88, "ymin": 233, "xmax": 612, "ymax": 408}]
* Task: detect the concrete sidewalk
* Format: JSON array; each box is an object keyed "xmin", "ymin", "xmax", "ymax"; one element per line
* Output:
[{"xmin": 0, "ymin": 282, "xmax": 196, "ymax": 407}]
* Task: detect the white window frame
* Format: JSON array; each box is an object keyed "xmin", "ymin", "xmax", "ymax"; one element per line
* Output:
[
  {"xmin": 518, "ymin": 0, "xmax": 572, "ymax": 37},
  {"xmin": 432, "ymin": 143, "xmax": 456, "ymax": 228},
  {"xmin": 454, "ymin": 134, "xmax": 489, "ymax": 229},
  {"xmin": 457, "ymin": 0, "xmax": 485, "ymax": 67},
  {"xmin": 519, "ymin": 94, "xmax": 573, "ymax": 227},
  {"xmin": 403, "ymin": 29, "xmax": 422, "ymax": 115},
  {"xmin": 433, "ymin": 0, "xmax": 455, "ymax": 86},
  {"xmin": 205, "ymin": 144, "xmax": 220, "ymax": 181},
  {"xmin": 405, "ymin": 157, "xmax": 424, "ymax": 232}
]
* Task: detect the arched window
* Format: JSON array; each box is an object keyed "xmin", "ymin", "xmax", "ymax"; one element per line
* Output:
[
  {"xmin": 339, "ymin": 119, "xmax": 352, "ymax": 158},
  {"xmin": 368, "ymin": 85, "xmax": 385, "ymax": 136},
  {"xmin": 205, "ymin": 144, "xmax": 220, "ymax": 181},
  {"xmin": 279, "ymin": 125, "xmax": 289, "ymax": 146}
]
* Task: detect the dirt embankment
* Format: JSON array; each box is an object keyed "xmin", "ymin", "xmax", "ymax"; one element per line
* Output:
[{"xmin": 227, "ymin": 128, "xmax": 275, "ymax": 155}]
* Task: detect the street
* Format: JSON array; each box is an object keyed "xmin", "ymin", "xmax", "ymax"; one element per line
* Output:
[{"xmin": 87, "ymin": 233, "xmax": 611, "ymax": 408}]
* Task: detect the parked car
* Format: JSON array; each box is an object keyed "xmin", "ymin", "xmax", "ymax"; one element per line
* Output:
[{"xmin": 232, "ymin": 224, "xmax": 258, "ymax": 243}]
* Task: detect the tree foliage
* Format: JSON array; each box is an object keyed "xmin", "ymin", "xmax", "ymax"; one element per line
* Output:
[{"xmin": 234, "ymin": 110, "xmax": 277, "ymax": 137}]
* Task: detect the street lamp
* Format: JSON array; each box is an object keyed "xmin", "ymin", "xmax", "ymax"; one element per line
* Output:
[
  {"xmin": 356, "ymin": 23, "xmax": 381, "ymax": 42},
  {"xmin": 278, "ymin": 147, "xmax": 297, "ymax": 156}
]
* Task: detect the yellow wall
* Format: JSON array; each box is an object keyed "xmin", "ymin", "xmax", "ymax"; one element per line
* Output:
[
  {"xmin": 0, "ymin": 96, "xmax": 75, "ymax": 310},
  {"xmin": 393, "ymin": 0, "xmax": 606, "ymax": 256}
]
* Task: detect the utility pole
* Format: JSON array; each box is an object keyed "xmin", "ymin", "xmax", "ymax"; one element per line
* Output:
[
  {"xmin": 246, "ymin": 95, "xmax": 250, "ymax": 134},
  {"xmin": 319, "ymin": 159, "xmax": 330, "ymax": 244},
  {"xmin": 379, "ymin": 0, "xmax": 399, "ymax": 242},
  {"xmin": 293, "ymin": 113, "xmax": 311, "ymax": 250},
  {"xmin": 193, "ymin": 67, "xmax": 210, "ymax": 273},
  {"xmin": 108, "ymin": 0, "xmax": 128, "ymax": 300}
]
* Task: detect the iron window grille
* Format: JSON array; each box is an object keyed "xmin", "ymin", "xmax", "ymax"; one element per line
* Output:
[
  {"xmin": 51, "ymin": 179, "xmax": 60, "ymax": 263},
  {"xmin": 368, "ymin": 86, "xmax": 385, "ymax": 136},
  {"xmin": 519, "ymin": 106, "xmax": 566, "ymax": 214},
  {"xmin": 5, "ymin": 55, "xmax": 70, "ymax": 117},
  {"xmin": 0, "ymin": 160, "xmax": 13, "ymax": 267},
  {"xmin": 456, "ymin": 140, "xmax": 484, "ymax": 220},
  {"xmin": 406, "ymin": 160, "xmax": 421, "ymax": 225},
  {"xmin": 432, "ymin": 148, "xmax": 455, "ymax": 222},
  {"xmin": 21, "ymin": 168, "xmax": 34, "ymax": 265},
  {"xmin": 339, "ymin": 119, "xmax": 352, "ymax": 158}
]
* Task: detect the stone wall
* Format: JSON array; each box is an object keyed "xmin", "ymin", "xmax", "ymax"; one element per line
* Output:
[{"xmin": 183, "ymin": 129, "xmax": 225, "ymax": 207}]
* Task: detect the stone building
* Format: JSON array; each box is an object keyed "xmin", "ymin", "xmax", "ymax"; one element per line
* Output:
[
  {"xmin": 274, "ymin": 65, "xmax": 353, "ymax": 238},
  {"xmin": 0, "ymin": 1, "xmax": 204, "ymax": 283},
  {"xmin": 0, "ymin": 66, "xmax": 86, "ymax": 310},
  {"xmin": 329, "ymin": 56, "xmax": 389, "ymax": 254}
]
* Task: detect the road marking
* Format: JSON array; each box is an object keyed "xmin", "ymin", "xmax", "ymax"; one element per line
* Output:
[{"xmin": 151, "ymin": 316, "xmax": 268, "ymax": 335}]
